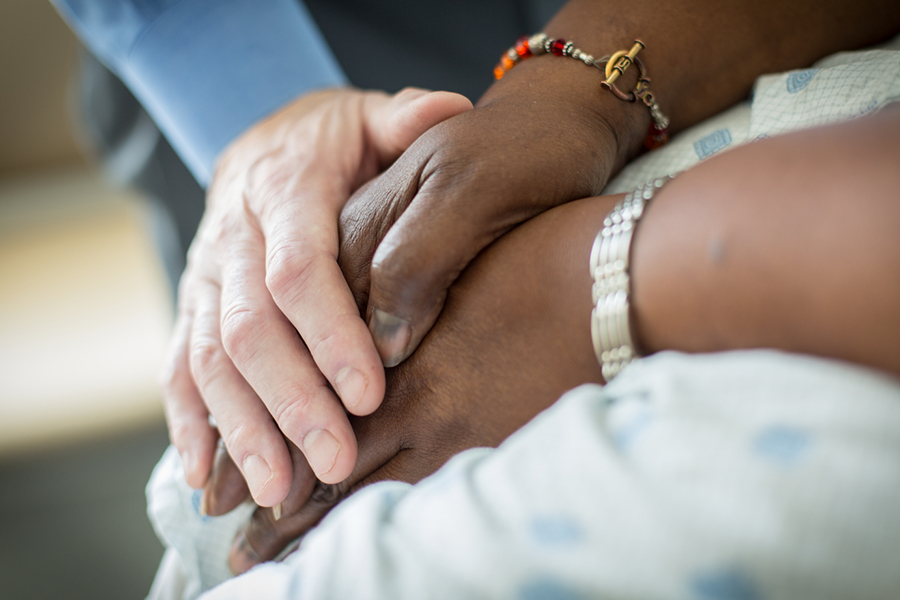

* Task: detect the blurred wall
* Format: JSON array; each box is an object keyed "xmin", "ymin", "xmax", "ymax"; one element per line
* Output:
[
  {"xmin": 0, "ymin": 5, "xmax": 172, "ymax": 600},
  {"xmin": 0, "ymin": 0, "xmax": 85, "ymax": 174}
]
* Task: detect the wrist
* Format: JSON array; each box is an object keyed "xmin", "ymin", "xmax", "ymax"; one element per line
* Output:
[{"xmin": 479, "ymin": 54, "xmax": 647, "ymax": 191}]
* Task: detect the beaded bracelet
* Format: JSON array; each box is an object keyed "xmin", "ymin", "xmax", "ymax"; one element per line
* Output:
[
  {"xmin": 494, "ymin": 33, "xmax": 670, "ymax": 150},
  {"xmin": 590, "ymin": 175, "xmax": 672, "ymax": 382}
]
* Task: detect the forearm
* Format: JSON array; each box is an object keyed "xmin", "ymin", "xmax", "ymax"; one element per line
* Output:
[
  {"xmin": 483, "ymin": 0, "xmax": 900, "ymax": 176},
  {"xmin": 207, "ymin": 105, "xmax": 898, "ymax": 570},
  {"xmin": 381, "ymin": 104, "xmax": 899, "ymax": 408},
  {"xmin": 630, "ymin": 106, "xmax": 900, "ymax": 376}
]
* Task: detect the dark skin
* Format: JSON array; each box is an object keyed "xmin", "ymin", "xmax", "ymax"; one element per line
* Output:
[
  {"xmin": 208, "ymin": 184, "xmax": 616, "ymax": 572},
  {"xmin": 162, "ymin": 0, "xmax": 900, "ymax": 507},
  {"xmin": 208, "ymin": 107, "xmax": 900, "ymax": 573},
  {"xmin": 362, "ymin": 0, "xmax": 900, "ymax": 366}
]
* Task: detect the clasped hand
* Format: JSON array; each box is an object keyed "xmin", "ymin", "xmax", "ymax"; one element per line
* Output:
[
  {"xmin": 160, "ymin": 88, "xmax": 472, "ymax": 505},
  {"xmin": 208, "ymin": 181, "xmax": 614, "ymax": 574},
  {"xmin": 162, "ymin": 57, "xmax": 625, "ymax": 513}
]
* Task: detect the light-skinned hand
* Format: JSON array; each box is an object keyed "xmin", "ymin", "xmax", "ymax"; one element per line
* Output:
[
  {"xmin": 160, "ymin": 88, "xmax": 472, "ymax": 507},
  {"xmin": 202, "ymin": 184, "xmax": 616, "ymax": 573}
]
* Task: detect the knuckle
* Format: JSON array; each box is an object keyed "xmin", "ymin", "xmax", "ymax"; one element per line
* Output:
[
  {"xmin": 305, "ymin": 325, "xmax": 345, "ymax": 366},
  {"xmin": 221, "ymin": 422, "xmax": 253, "ymax": 458},
  {"xmin": 219, "ymin": 305, "xmax": 263, "ymax": 358},
  {"xmin": 175, "ymin": 271, "xmax": 194, "ymax": 307},
  {"xmin": 213, "ymin": 207, "xmax": 251, "ymax": 248},
  {"xmin": 268, "ymin": 391, "xmax": 315, "ymax": 436},
  {"xmin": 264, "ymin": 242, "xmax": 319, "ymax": 301},
  {"xmin": 188, "ymin": 336, "xmax": 228, "ymax": 387},
  {"xmin": 370, "ymin": 229, "xmax": 427, "ymax": 284},
  {"xmin": 368, "ymin": 251, "xmax": 401, "ymax": 285},
  {"xmin": 371, "ymin": 238, "xmax": 459, "ymax": 312},
  {"xmin": 159, "ymin": 346, "xmax": 197, "ymax": 405}
]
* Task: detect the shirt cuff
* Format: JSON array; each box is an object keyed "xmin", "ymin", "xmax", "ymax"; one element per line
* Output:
[{"xmin": 54, "ymin": 0, "xmax": 347, "ymax": 186}]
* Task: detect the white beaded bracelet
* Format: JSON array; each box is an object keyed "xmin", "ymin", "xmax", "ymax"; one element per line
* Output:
[{"xmin": 590, "ymin": 176, "xmax": 672, "ymax": 382}]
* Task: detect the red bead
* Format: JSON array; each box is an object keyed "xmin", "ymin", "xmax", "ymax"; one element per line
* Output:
[
  {"xmin": 643, "ymin": 124, "xmax": 670, "ymax": 150},
  {"xmin": 515, "ymin": 36, "xmax": 531, "ymax": 58},
  {"xmin": 551, "ymin": 39, "xmax": 566, "ymax": 56}
]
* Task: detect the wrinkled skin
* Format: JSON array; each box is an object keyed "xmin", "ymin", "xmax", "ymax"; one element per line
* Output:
[
  {"xmin": 160, "ymin": 88, "xmax": 474, "ymax": 506},
  {"xmin": 358, "ymin": 58, "xmax": 635, "ymax": 368},
  {"xmin": 162, "ymin": 0, "xmax": 900, "ymax": 517},
  {"xmin": 168, "ymin": 69, "xmax": 628, "ymax": 512},
  {"xmin": 203, "ymin": 185, "xmax": 617, "ymax": 574}
]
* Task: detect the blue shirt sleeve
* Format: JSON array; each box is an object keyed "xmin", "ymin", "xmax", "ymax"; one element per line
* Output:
[{"xmin": 51, "ymin": 0, "xmax": 348, "ymax": 187}]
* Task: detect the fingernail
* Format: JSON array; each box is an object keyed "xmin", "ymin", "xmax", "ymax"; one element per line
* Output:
[
  {"xmin": 369, "ymin": 309, "xmax": 412, "ymax": 367},
  {"xmin": 272, "ymin": 502, "xmax": 282, "ymax": 521},
  {"xmin": 182, "ymin": 450, "xmax": 197, "ymax": 479},
  {"xmin": 302, "ymin": 429, "xmax": 341, "ymax": 478},
  {"xmin": 334, "ymin": 367, "xmax": 368, "ymax": 412},
  {"xmin": 241, "ymin": 454, "xmax": 273, "ymax": 500},
  {"xmin": 199, "ymin": 487, "xmax": 209, "ymax": 518}
]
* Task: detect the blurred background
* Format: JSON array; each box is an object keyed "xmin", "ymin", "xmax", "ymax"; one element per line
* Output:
[{"xmin": 0, "ymin": 1, "xmax": 175, "ymax": 598}]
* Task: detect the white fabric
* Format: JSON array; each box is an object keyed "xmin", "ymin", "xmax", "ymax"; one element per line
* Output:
[
  {"xmin": 603, "ymin": 35, "xmax": 900, "ymax": 193},
  {"xmin": 147, "ymin": 446, "xmax": 256, "ymax": 599},
  {"xmin": 151, "ymin": 351, "xmax": 900, "ymax": 600},
  {"xmin": 147, "ymin": 38, "xmax": 900, "ymax": 600}
]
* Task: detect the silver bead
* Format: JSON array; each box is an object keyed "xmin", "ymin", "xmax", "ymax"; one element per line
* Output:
[
  {"xmin": 588, "ymin": 176, "xmax": 675, "ymax": 382},
  {"xmin": 529, "ymin": 33, "xmax": 548, "ymax": 54}
]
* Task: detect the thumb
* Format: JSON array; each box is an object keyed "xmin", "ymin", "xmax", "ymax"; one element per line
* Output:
[
  {"xmin": 365, "ymin": 183, "xmax": 502, "ymax": 367},
  {"xmin": 365, "ymin": 87, "xmax": 473, "ymax": 166}
]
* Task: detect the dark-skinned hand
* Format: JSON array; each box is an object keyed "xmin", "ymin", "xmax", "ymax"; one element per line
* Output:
[
  {"xmin": 166, "ymin": 0, "xmax": 900, "ymax": 516},
  {"xmin": 203, "ymin": 185, "xmax": 620, "ymax": 574},
  {"xmin": 160, "ymin": 87, "xmax": 474, "ymax": 507},
  {"xmin": 360, "ymin": 54, "xmax": 639, "ymax": 368}
]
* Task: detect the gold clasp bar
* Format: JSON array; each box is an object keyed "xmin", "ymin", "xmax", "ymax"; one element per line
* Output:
[{"xmin": 603, "ymin": 40, "xmax": 645, "ymax": 86}]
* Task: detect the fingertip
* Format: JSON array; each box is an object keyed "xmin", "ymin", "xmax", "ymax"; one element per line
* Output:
[
  {"xmin": 392, "ymin": 87, "xmax": 472, "ymax": 112},
  {"xmin": 162, "ymin": 357, "xmax": 217, "ymax": 488},
  {"xmin": 384, "ymin": 89, "xmax": 473, "ymax": 155},
  {"xmin": 368, "ymin": 309, "xmax": 412, "ymax": 367},
  {"xmin": 182, "ymin": 449, "xmax": 205, "ymax": 489},
  {"xmin": 334, "ymin": 364, "xmax": 385, "ymax": 416},
  {"xmin": 333, "ymin": 366, "xmax": 368, "ymax": 412},
  {"xmin": 301, "ymin": 428, "xmax": 356, "ymax": 485},
  {"xmin": 171, "ymin": 424, "xmax": 216, "ymax": 489},
  {"xmin": 417, "ymin": 90, "xmax": 474, "ymax": 114},
  {"xmin": 397, "ymin": 90, "xmax": 472, "ymax": 128},
  {"xmin": 203, "ymin": 442, "xmax": 253, "ymax": 516},
  {"xmin": 240, "ymin": 451, "xmax": 292, "ymax": 507},
  {"xmin": 391, "ymin": 86, "xmax": 431, "ymax": 104}
]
